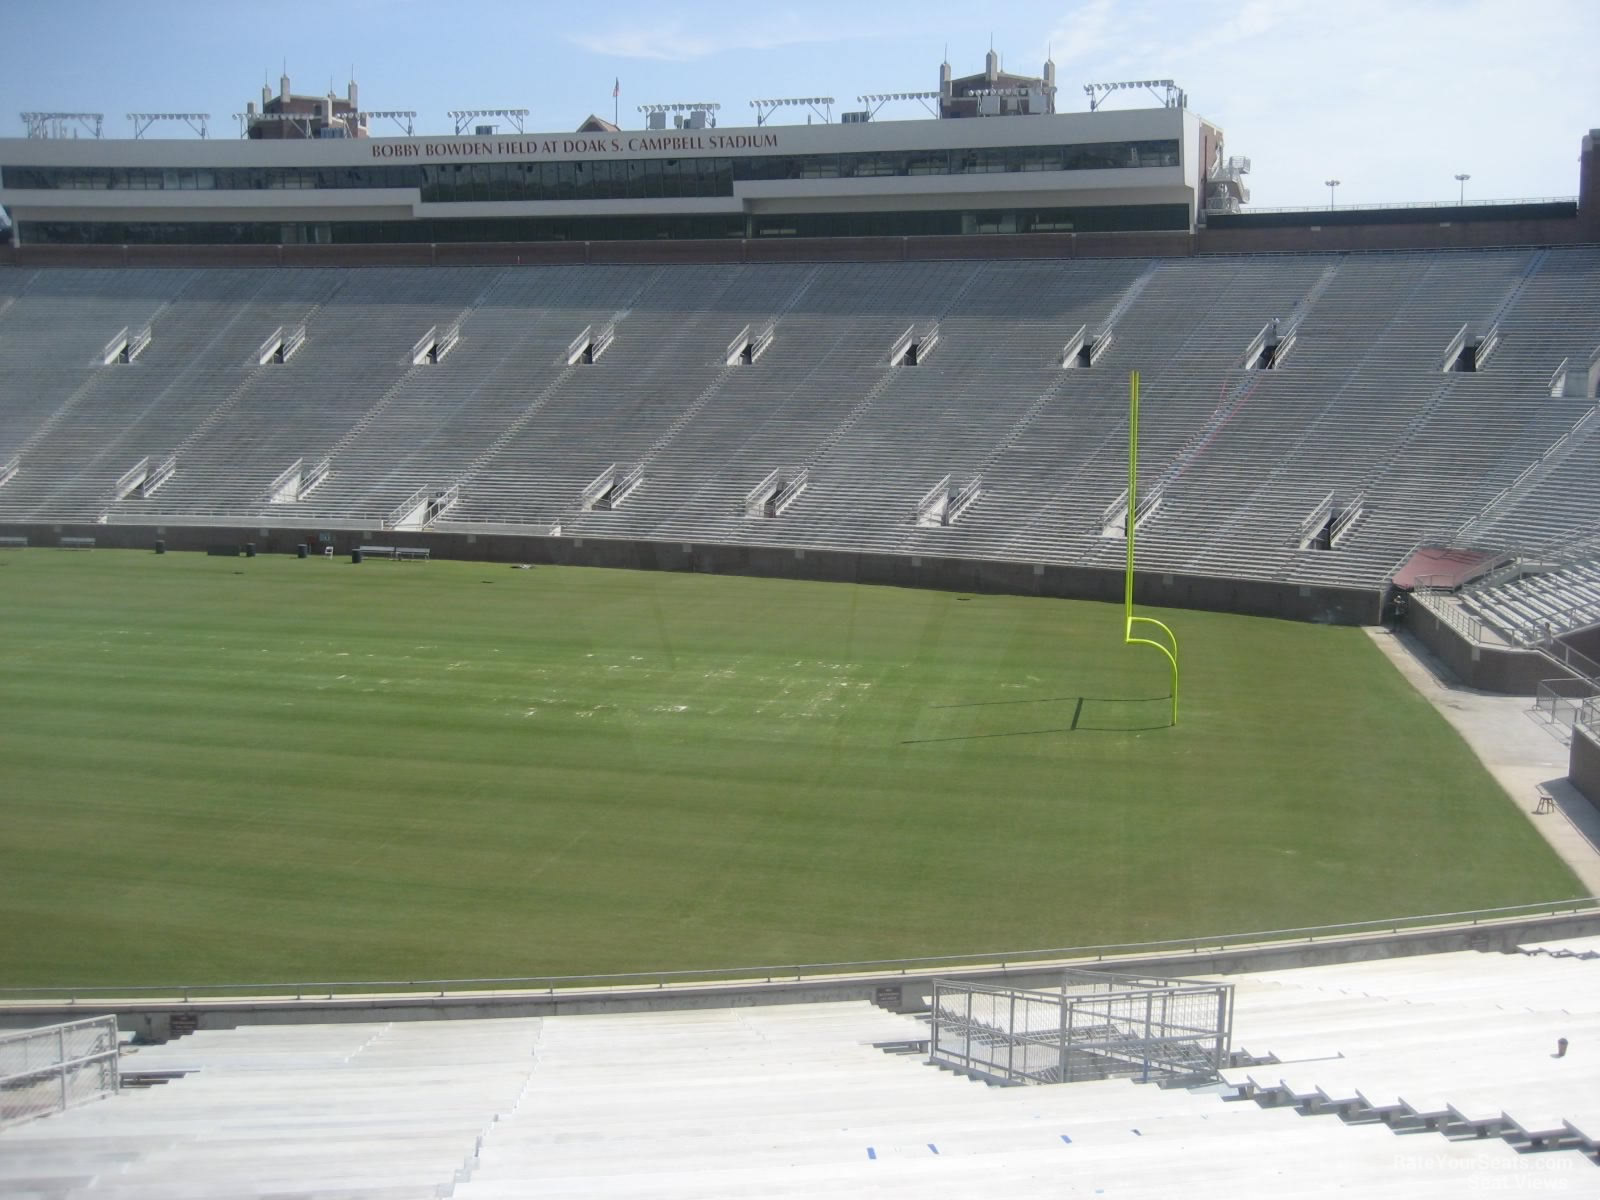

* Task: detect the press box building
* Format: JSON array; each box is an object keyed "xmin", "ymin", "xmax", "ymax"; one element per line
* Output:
[{"xmin": 0, "ymin": 52, "xmax": 1244, "ymax": 249}]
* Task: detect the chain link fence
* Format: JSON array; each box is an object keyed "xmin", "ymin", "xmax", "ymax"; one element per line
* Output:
[
  {"xmin": 929, "ymin": 970, "xmax": 1232, "ymax": 1086},
  {"xmin": 0, "ymin": 1017, "xmax": 120, "ymax": 1127}
]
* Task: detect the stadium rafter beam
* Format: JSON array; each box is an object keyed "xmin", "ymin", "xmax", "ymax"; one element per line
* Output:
[
  {"xmin": 20, "ymin": 112, "xmax": 103, "ymax": 140},
  {"xmin": 448, "ymin": 108, "xmax": 528, "ymax": 135},
  {"xmin": 856, "ymin": 91, "xmax": 941, "ymax": 120},
  {"xmin": 127, "ymin": 113, "xmax": 210, "ymax": 139},
  {"xmin": 1083, "ymin": 79, "xmax": 1184, "ymax": 111},
  {"xmin": 749, "ymin": 97, "xmax": 834, "ymax": 126}
]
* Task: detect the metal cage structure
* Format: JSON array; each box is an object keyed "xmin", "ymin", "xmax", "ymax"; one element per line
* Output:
[
  {"xmin": 929, "ymin": 970, "xmax": 1233, "ymax": 1086},
  {"xmin": 0, "ymin": 1016, "xmax": 120, "ymax": 1127}
]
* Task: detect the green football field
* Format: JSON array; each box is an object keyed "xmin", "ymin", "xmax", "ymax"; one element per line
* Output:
[{"xmin": 0, "ymin": 550, "xmax": 1581, "ymax": 990}]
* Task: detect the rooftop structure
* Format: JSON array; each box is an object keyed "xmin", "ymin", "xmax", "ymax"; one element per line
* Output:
[
  {"xmin": 242, "ymin": 74, "xmax": 365, "ymax": 140},
  {"xmin": 938, "ymin": 48, "xmax": 1057, "ymax": 119}
]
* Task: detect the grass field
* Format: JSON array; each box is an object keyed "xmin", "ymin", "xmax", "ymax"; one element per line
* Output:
[{"xmin": 0, "ymin": 549, "xmax": 1581, "ymax": 988}]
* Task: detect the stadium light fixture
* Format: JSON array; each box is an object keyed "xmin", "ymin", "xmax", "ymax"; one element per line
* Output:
[
  {"xmin": 855, "ymin": 91, "xmax": 941, "ymax": 120},
  {"xmin": 637, "ymin": 102, "xmax": 721, "ymax": 131},
  {"xmin": 232, "ymin": 111, "xmax": 321, "ymax": 139},
  {"xmin": 358, "ymin": 111, "xmax": 419, "ymax": 137},
  {"xmin": 1082, "ymin": 80, "xmax": 1183, "ymax": 112},
  {"xmin": 1455, "ymin": 173, "xmax": 1471, "ymax": 204},
  {"xmin": 127, "ymin": 113, "xmax": 211, "ymax": 140},
  {"xmin": 1325, "ymin": 178, "xmax": 1341, "ymax": 209},
  {"xmin": 748, "ymin": 98, "xmax": 834, "ymax": 126},
  {"xmin": 20, "ymin": 112, "xmax": 103, "ymax": 140},
  {"xmin": 448, "ymin": 109, "xmax": 529, "ymax": 135}
]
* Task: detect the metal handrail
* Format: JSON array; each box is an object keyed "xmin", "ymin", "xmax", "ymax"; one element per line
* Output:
[
  {"xmin": 1, "ymin": 897, "xmax": 1592, "ymax": 1004},
  {"xmin": 1579, "ymin": 696, "xmax": 1600, "ymax": 737},
  {"xmin": 1410, "ymin": 588, "xmax": 1487, "ymax": 642},
  {"xmin": 1540, "ymin": 637, "xmax": 1600, "ymax": 686}
]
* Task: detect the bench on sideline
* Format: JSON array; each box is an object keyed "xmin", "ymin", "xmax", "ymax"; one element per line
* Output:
[{"xmin": 357, "ymin": 545, "xmax": 430, "ymax": 562}]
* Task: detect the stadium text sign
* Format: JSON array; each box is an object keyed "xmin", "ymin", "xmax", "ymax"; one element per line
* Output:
[{"xmin": 370, "ymin": 133, "xmax": 781, "ymax": 161}]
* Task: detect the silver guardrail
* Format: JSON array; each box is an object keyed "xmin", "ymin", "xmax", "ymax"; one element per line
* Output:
[
  {"xmin": 1409, "ymin": 588, "xmax": 1486, "ymax": 642},
  {"xmin": 0, "ymin": 898, "xmax": 1592, "ymax": 1005},
  {"xmin": 1579, "ymin": 696, "xmax": 1600, "ymax": 738}
]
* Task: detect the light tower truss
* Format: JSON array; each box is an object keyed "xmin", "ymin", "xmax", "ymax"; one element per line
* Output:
[
  {"xmin": 20, "ymin": 112, "xmax": 103, "ymax": 139},
  {"xmin": 856, "ymin": 92, "xmax": 941, "ymax": 120},
  {"xmin": 355, "ymin": 111, "xmax": 418, "ymax": 136},
  {"xmin": 749, "ymin": 97, "xmax": 834, "ymax": 126},
  {"xmin": 638, "ymin": 103, "xmax": 721, "ymax": 115},
  {"xmin": 448, "ymin": 109, "xmax": 528, "ymax": 135},
  {"xmin": 232, "ymin": 111, "xmax": 325, "ymax": 139},
  {"xmin": 1083, "ymin": 79, "xmax": 1184, "ymax": 111},
  {"xmin": 127, "ymin": 113, "xmax": 211, "ymax": 139},
  {"xmin": 637, "ymin": 102, "xmax": 721, "ymax": 130}
]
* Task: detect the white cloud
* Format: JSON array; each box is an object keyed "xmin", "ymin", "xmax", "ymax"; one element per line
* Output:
[
  {"xmin": 1043, "ymin": 0, "xmax": 1121, "ymax": 67},
  {"xmin": 1040, "ymin": 0, "xmax": 1597, "ymax": 205},
  {"xmin": 567, "ymin": 19, "xmax": 869, "ymax": 61}
]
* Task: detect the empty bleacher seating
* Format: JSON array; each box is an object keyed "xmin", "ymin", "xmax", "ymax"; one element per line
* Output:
[
  {"xmin": 1, "ymin": 250, "xmax": 1597, "ymax": 591},
  {"xmin": 4, "ymin": 968, "xmax": 1593, "ymax": 1198}
]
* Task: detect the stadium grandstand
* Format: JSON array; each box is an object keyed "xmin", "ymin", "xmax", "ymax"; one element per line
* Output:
[{"xmin": 3, "ymin": 39, "xmax": 1600, "ymax": 1198}]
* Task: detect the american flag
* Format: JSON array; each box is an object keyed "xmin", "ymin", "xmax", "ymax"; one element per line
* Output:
[{"xmin": 612, "ymin": 78, "xmax": 620, "ymax": 98}]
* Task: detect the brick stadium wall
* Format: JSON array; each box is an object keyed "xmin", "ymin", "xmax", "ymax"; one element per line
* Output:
[
  {"xmin": 0, "ymin": 520, "xmax": 1382, "ymax": 626},
  {"xmin": 2, "ymin": 213, "xmax": 1590, "ymax": 271},
  {"xmin": 1571, "ymin": 723, "xmax": 1600, "ymax": 808},
  {"xmin": 1198, "ymin": 217, "xmax": 1586, "ymax": 255},
  {"xmin": 1403, "ymin": 599, "xmax": 1565, "ymax": 695},
  {"xmin": 1561, "ymin": 626, "xmax": 1600, "ymax": 665}
]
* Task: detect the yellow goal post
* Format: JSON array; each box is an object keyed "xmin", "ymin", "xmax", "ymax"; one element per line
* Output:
[{"xmin": 1124, "ymin": 369, "xmax": 1179, "ymax": 726}]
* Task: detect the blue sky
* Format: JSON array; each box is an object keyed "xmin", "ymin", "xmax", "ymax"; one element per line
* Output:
[{"xmin": 0, "ymin": 0, "xmax": 1594, "ymax": 208}]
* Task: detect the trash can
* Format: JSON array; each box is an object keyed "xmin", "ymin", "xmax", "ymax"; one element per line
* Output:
[
  {"xmin": 297, "ymin": 543, "xmax": 308, "ymax": 559},
  {"xmin": 352, "ymin": 548, "xmax": 363, "ymax": 564}
]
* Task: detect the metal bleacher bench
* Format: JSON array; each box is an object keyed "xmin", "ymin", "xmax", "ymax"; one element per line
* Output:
[
  {"xmin": 58, "ymin": 537, "xmax": 95, "ymax": 550},
  {"xmin": 358, "ymin": 545, "xmax": 430, "ymax": 561},
  {"xmin": 0, "ymin": 536, "xmax": 26, "ymax": 548}
]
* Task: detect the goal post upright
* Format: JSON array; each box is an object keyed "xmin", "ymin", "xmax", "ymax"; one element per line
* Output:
[{"xmin": 1124, "ymin": 369, "xmax": 1180, "ymax": 725}]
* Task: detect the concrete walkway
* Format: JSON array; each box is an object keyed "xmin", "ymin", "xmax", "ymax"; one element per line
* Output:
[{"xmin": 1366, "ymin": 624, "xmax": 1600, "ymax": 895}]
